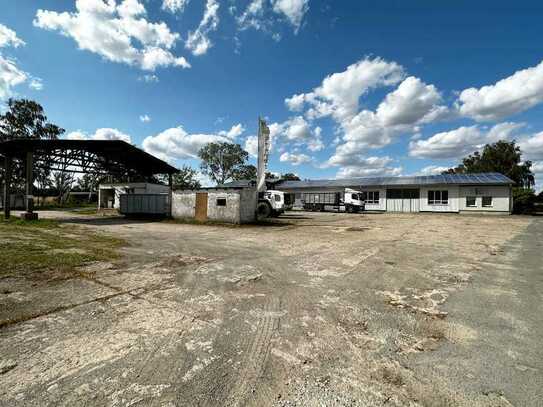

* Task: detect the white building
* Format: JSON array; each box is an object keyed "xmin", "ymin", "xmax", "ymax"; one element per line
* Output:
[
  {"xmin": 276, "ymin": 173, "xmax": 513, "ymax": 214},
  {"xmin": 98, "ymin": 182, "xmax": 169, "ymax": 210}
]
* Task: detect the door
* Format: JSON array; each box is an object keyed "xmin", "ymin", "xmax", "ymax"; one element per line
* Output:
[
  {"xmin": 195, "ymin": 193, "xmax": 208, "ymax": 221},
  {"xmin": 402, "ymin": 189, "xmax": 420, "ymax": 212}
]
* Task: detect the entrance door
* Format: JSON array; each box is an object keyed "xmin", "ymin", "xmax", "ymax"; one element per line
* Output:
[
  {"xmin": 386, "ymin": 189, "xmax": 420, "ymax": 212},
  {"xmin": 195, "ymin": 193, "xmax": 208, "ymax": 221}
]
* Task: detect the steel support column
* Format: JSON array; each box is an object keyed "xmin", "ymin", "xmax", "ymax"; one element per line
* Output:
[
  {"xmin": 21, "ymin": 151, "xmax": 38, "ymax": 220},
  {"xmin": 3, "ymin": 155, "xmax": 12, "ymax": 220},
  {"xmin": 168, "ymin": 173, "xmax": 173, "ymax": 218}
]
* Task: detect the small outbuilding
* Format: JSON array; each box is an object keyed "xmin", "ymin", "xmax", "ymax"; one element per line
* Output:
[
  {"xmin": 172, "ymin": 187, "xmax": 257, "ymax": 224},
  {"xmin": 98, "ymin": 182, "xmax": 169, "ymax": 210}
]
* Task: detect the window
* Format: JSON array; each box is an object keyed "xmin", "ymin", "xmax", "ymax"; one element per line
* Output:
[
  {"xmin": 216, "ymin": 198, "xmax": 226, "ymax": 207},
  {"xmin": 274, "ymin": 194, "xmax": 281, "ymax": 202},
  {"xmin": 428, "ymin": 190, "xmax": 448, "ymax": 205},
  {"xmin": 482, "ymin": 196, "xmax": 492, "ymax": 207},
  {"xmin": 466, "ymin": 196, "xmax": 477, "ymax": 207},
  {"xmin": 365, "ymin": 191, "xmax": 380, "ymax": 204},
  {"xmin": 351, "ymin": 193, "xmax": 359, "ymax": 200}
]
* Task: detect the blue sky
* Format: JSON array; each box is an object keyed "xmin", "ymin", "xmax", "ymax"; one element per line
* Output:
[{"xmin": 1, "ymin": 0, "xmax": 543, "ymax": 189}]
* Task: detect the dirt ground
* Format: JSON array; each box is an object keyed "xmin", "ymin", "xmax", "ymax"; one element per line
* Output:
[{"xmin": 0, "ymin": 210, "xmax": 541, "ymax": 406}]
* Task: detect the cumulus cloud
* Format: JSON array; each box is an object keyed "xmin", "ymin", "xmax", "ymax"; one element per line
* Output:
[
  {"xmin": 139, "ymin": 114, "xmax": 151, "ymax": 123},
  {"xmin": 518, "ymin": 131, "xmax": 543, "ymax": 161},
  {"xmin": 271, "ymin": 0, "xmax": 309, "ymax": 32},
  {"xmin": 185, "ymin": 0, "xmax": 220, "ymax": 56},
  {"xmin": 332, "ymin": 156, "xmax": 402, "ymax": 178},
  {"xmin": 162, "ymin": 0, "xmax": 190, "ymax": 14},
  {"xmin": 457, "ymin": 60, "xmax": 543, "ymax": 121},
  {"xmin": 142, "ymin": 124, "xmax": 243, "ymax": 162},
  {"xmin": 0, "ymin": 24, "xmax": 25, "ymax": 48},
  {"xmin": 409, "ymin": 122, "xmax": 523, "ymax": 159},
  {"xmin": 267, "ymin": 116, "xmax": 324, "ymax": 153},
  {"xmin": 415, "ymin": 165, "xmax": 450, "ymax": 176},
  {"xmin": 34, "ymin": 0, "xmax": 190, "ymax": 71},
  {"xmin": 0, "ymin": 55, "xmax": 27, "ymax": 100},
  {"xmin": 29, "ymin": 78, "xmax": 43, "ymax": 91},
  {"xmin": 531, "ymin": 160, "xmax": 543, "ymax": 192},
  {"xmin": 66, "ymin": 128, "xmax": 132, "ymax": 143},
  {"xmin": 244, "ymin": 135, "xmax": 258, "ymax": 157},
  {"xmin": 279, "ymin": 151, "xmax": 312, "ymax": 165}
]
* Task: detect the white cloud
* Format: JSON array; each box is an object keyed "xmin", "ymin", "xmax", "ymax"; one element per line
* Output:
[
  {"xmin": 518, "ymin": 131, "xmax": 543, "ymax": 161},
  {"xmin": 279, "ymin": 151, "xmax": 312, "ymax": 165},
  {"xmin": 244, "ymin": 135, "xmax": 258, "ymax": 157},
  {"xmin": 408, "ymin": 122, "xmax": 522, "ymax": 159},
  {"xmin": 218, "ymin": 123, "xmax": 245, "ymax": 139},
  {"xmin": 29, "ymin": 78, "xmax": 43, "ymax": 91},
  {"xmin": 185, "ymin": 0, "xmax": 220, "ymax": 56},
  {"xmin": 34, "ymin": 0, "xmax": 190, "ymax": 71},
  {"xmin": 271, "ymin": 0, "xmax": 309, "ymax": 33},
  {"xmin": 332, "ymin": 156, "xmax": 402, "ymax": 178},
  {"xmin": 457, "ymin": 60, "xmax": 543, "ymax": 121},
  {"xmin": 285, "ymin": 93, "xmax": 305, "ymax": 111},
  {"xmin": 266, "ymin": 116, "xmax": 324, "ymax": 153},
  {"xmin": 236, "ymin": 0, "xmax": 307, "ymax": 36},
  {"xmin": 415, "ymin": 165, "xmax": 450, "ymax": 176},
  {"xmin": 0, "ymin": 55, "xmax": 27, "ymax": 100},
  {"xmin": 142, "ymin": 125, "xmax": 236, "ymax": 161},
  {"xmin": 139, "ymin": 74, "xmax": 159, "ymax": 83},
  {"xmin": 375, "ymin": 76, "xmax": 446, "ymax": 126},
  {"xmin": 162, "ymin": 0, "xmax": 190, "ymax": 14},
  {"xmin": 139, "ymin": 114, "xmax": 151, "ymax": 123},
  {"xmin": 0, "ymin": 24, "xmax": 25, "ymax": 48},
  {"xmin": 66, "ymin": 128, "xmax": 132, "ymax": 143},
  {"xmin": 532, "ymin": 160, "xmax": 543, "ymax": 192}
]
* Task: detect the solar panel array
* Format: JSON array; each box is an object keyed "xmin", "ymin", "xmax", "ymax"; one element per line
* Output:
[{"xmin": 279, "ymin": 172, "xmax": 513, "ymax": 189}]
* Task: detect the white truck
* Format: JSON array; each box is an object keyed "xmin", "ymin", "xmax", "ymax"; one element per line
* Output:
[
  {"xmin": 256, "ymin": 190, "xmax": 286, "ymax": 219},
  {"xmin": 302, "ymin": 188, "xmax": 365, "ymax": 213}
]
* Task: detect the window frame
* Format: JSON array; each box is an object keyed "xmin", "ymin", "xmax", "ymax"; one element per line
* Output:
[
  {"xmin": 365, "ymin": 190, "xmax": 380, "ymax": 204},
  {"xmin": 482, "ymin": 196, "xmax": 493, "ymax": 207},
  {"xmin": 466, "ymin": 196, "xmax": 477, "ymax": 207},
  {"xmin": 428, "ymin": 190, "xmax": 449, "ymax": 205}
]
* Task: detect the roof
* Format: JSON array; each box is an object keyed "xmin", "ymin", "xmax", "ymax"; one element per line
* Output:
[
  {"xmin": 278, "ymin": 173, "xmax": 514, "ymax": 189},
  {"xmin": 219, "ymin": 178, "xmax": 281, "ymax": 188},
  {"xmin": 0, "ymin": 139, "xmax": 178, "ymax": 175}
]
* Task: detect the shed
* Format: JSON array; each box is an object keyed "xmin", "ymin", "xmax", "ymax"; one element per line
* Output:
[
  {"xmin": 172, "ymin": 187, "xmax": 257, "ymax": 224},
  {"xmin": 98, "ymin": 182, "xmax": 169, "ymax": 210}
]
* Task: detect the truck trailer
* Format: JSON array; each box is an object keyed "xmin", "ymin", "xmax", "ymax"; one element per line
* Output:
[{"xmin": 301, "ymin": 188, "xmax": 365, "ymax": 213}]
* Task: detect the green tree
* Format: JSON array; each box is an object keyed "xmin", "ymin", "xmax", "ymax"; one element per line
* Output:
[
  {"xmin": 281, "ymin": 173, "xmax": 300, "ymax": 181},
  {"xmin": 172, "ymin": 165, "xmax": 201, "ymax": 189},
  {"xmin": 444, "ymin": 140, "xmax": 535, "ymax": 188},
  {"xmin": 232, "ymin": 164, "xmax": 257, "ymax": 181},
  {"xmin": 198, "ymin": 142, "xmax": 249, "ymax": 185},
  {"xmin": 0, "ymin": 99, "xmax": 65, "ymax": 190}
]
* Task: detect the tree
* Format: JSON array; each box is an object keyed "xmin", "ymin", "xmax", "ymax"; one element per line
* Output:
[
  {"xmin": 232, "ymin": 164, "xmax": 257, "ymax": 181},
  {"xmin": 198, "ymin": 142, "xmax": 249, "ymax": 185},
  {"xmin": 281, "ymin": 173, "xmax": 300, "ymax": 181},
  {"xmin": 0, "ymin": 99, "xmax": 65, "ymax": 190},
  {"xmin": 444, "ymin": 140, "xmax": 535, "ymax": 188},
  {"xmin": 172, "ymin": 165, "xmax": 201, "ymax": 189}
]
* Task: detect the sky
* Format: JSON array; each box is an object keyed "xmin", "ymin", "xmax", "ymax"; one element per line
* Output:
[{"xmin": 1, "ymin": 0, "xmax": 543, "ymax": 190}]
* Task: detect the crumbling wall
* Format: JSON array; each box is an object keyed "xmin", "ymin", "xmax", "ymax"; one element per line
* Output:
[
  {"xmin": 207, "ymin": 191, "xmax": 240, "ymax": 223},
  {"xmin": 239, "ymin": 188, "xmax": 257, "ymax": 223}
]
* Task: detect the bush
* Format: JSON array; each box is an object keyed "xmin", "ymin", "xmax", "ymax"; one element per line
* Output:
[{"xmin": 512, "ymin": 188, "xmax": 537, "ymax": 214}]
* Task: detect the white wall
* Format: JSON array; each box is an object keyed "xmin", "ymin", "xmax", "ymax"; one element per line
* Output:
[
  {"xmin": 419, "ymin": 185, "xmax": 459, "ymax": 213},
  {"xmin": 207, "ymin": 191, "xmax": 241, "ymax": 223},
  {"xmin": 458, "ymin": 186, "xmax": 511, "ymax": 212},
  {"xmin": 172, "ymin": 191, "xmax": 196, "ymax": 218}
]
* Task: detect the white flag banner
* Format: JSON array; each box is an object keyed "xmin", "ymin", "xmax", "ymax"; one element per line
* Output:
[{"xmin": 256, "ymin": 118, "xmax": 270, "ymax": 192}]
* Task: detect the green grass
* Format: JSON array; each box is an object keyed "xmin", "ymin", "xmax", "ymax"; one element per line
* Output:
[{"xmin": 0, "ymin": 216, "xmax": 124, "ymax": 277}]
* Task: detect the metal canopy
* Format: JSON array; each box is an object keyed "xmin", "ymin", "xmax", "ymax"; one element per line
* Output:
[
  {"xmin": 279, "ymin": 172, "xmax": 514, "ymax": 189},
  {"xmin": 0, "ymin": 139, "xmax": 178, "ymax": 176}
]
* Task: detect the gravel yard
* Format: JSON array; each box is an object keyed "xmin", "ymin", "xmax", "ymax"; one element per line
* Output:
[{"xmin": 0, "ymin": 210, "xmax": 540, "ymax": 406}]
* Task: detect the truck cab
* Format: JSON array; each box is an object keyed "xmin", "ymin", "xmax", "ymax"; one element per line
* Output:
[
  {"xmin": 257, "ymin": 190, "xmax": 285, "ymax": 219},
  {"xmin": 343, "ymin": 188, "xmax": 365, "ymax": 212}
]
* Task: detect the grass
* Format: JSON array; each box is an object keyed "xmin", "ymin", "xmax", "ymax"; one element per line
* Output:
[{"xmin": 0, "ymin": 215, "xmax": 124, "ymax": 278}]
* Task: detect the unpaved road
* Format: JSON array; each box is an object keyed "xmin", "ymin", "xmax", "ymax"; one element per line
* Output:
[{"xmin": 0, "ymin": 211, "xmax": 541, "ymax": 406}]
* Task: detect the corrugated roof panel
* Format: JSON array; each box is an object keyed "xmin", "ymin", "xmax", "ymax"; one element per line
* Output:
[{"xmin": 278, "ymin": 172, "xmax": 513, "ymax": 189}]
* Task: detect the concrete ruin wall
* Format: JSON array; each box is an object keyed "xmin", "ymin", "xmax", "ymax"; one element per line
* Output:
[{"xmin": 172, "ymin": 191, "xmax": 196, "ymax": 218}]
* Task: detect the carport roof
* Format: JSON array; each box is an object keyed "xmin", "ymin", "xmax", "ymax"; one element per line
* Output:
[
  {"xmin": 0, "ymin": 139, "xmax": 178, "ymax": 175},
  {"xmin": 278, "ymin": 172, "xmax": 514, "ymax": 189}
]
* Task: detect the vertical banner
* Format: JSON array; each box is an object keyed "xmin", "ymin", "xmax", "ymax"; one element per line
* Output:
[{"xmin": 256, "ymin": 117, "xmax": 270, "ymax": 192}]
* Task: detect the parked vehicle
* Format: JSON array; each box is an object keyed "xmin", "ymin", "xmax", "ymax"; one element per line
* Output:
[
  {"xmin": 301, "ymin": 188, "xmax": 365, "ymax": 212},
  {"xmin": 256, "ymin": 190, "xmax": 285, "ymax": 219}
]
